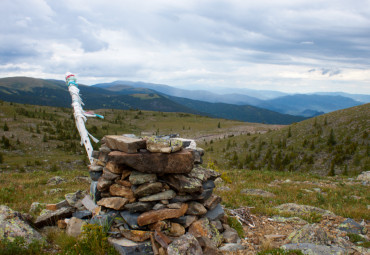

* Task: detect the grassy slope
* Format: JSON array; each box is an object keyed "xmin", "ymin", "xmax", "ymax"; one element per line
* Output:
[{"xmin": 201, "ymin": 103, "xmax": 369, "ymax": 176}]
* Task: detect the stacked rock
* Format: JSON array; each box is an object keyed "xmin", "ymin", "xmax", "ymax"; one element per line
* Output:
[{"xmin": 88, "ymin": 135, "xmax": 241, "ymax": 254}]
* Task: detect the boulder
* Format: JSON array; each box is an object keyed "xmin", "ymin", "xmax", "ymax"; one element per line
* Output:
[
  {"xmin": 338, "ymin": 218, "xmax": 367, "ymax": 235},
  {"xmin": 0, "ymin": 205, "xmax": 44, "ymax": 244},
  {"xmin": 103, "ymin": 135, "xmax": 146, "ymax": 153},
  {"xmin": 108, "ymin": 150, "xmax": 194, "ymax": 174},
  {"xmin": 97, "ymin": 197, "xmax": 128, "ymax": 210},
  {"xmin": 167, "ymin": 233, "xmax": 203, "ymax": 255},
  {"xmin": 287, "ymin": 224, "xmax": 332, "ymax": 245},
  {"xmin": 137, "ymin": 203, "xmax": 188, "ymax": 226}
]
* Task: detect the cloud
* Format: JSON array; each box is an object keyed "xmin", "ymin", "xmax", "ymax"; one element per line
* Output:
[{"xmin": 0, "ymin": 0, "xmax": 369, "ymax": 94}]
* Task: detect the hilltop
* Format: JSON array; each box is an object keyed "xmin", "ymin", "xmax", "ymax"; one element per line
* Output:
[{"xmin": 201, "ymin": 103, "xmax": 370, "ymax": 176}]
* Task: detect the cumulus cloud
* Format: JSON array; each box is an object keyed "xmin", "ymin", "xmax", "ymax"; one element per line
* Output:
[{"xmin": 0, "ymin": 0, "xmax": 369, "ymax": 93}]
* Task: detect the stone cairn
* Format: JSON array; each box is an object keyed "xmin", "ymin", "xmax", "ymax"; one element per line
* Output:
[{"xmin": 86, "ymin": 135, "xmax": 241, "ymax": 254}]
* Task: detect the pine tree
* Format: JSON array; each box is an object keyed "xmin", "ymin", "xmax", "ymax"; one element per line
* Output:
[
  {"xmin": 327, "ymin": 129, "xmax": 336, "ymax": 146},
  {"xmin": 217, "ymin": 122, "xmax": 221, "ymax": 128},
  {"xmin": 3, "ymin": 122, "xmax": 9, "ymax": 131},
  {"xmin": 328, "ymin": 161, "xmax": 335, "ymax": 176}
]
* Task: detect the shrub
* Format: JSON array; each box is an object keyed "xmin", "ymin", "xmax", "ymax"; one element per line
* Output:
[{"xmin": 227, "ymin": 216, "xmax": 244, "ymax": 238}]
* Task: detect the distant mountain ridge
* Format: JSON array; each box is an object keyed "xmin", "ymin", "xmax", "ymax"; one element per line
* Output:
[
  {"xmin": 0, "ymin": 77, "xmax": 305, "ymax": 124},
  {"xmin": 94, "ymin": 80, "xmax": 367, "ymax": 117}
]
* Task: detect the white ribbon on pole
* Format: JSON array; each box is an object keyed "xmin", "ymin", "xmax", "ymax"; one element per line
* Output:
[{"xmin": 65, "ymin": 72, "xmax": 103, "ymax": 164}]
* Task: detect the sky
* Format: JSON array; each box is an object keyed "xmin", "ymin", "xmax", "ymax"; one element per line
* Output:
[{"xmin": 1, "ymin": 0, "xmax": 370, "ymax": 94}]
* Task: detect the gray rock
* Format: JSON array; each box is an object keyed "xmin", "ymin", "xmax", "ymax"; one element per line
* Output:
[
  {"xmin": 193, "ymin": 188, "xmax": 213, "ymax": 201},
  {"xmin": 275, "ymin": 203, "xmax": 335, "ymax": 217},
  {"xmin": 97, "ymin": 177, "xmax": 113, "ymax": 191},
  {"xmin": 65, "ymin": 190, "xmax": 86, "ymax": 208},
  {"xmin": 72, "ymin": 210, "xmax": 92, "ymax": 219},
  {"xmin": 197, "ymin": 236, "xmax": 222, "ymax": 255},
  {"xmin": 139, "ymin": 190, "xmax": 176, "ymax": 202},
  {"xmin": 153, "ymin": 203, "xmax": 166, "ymax": 210},
  {"xmin": 0, "ymin": 205, "xmax": 44, "ymax": 245},
  {"xmin": 133, "ymin": 182, "xmax": 163, "ymax": 198},
  {"xmin": 170, "ymin": 194, "xmax": 193, "ymax": 203},
  {"xmin": 47, "ymin": 176, "xmax": 67, "ymax": 185},
  {"xmin": 102, "ymin": 167, "xmax": 121, "ymax": 181},
  {"xmin": 34, "ymin": 206, "xmax": 74, "ymax": 227},
  {"xmin": 203, "ymin": 195, "xmax": 222, "ymax": 210},
  {"xmin": 205, "ymin": 204, "xmax": 224, "ymax": 221},
  {"xmin": 167, "ymin": 202, "xmax": 183, "ymax": 209},
  {"xmin": 129, "ymin": 171, "xmax": 157, "ymax": 185},
  {"xmin": 203, "ymin": 180, "xmax": 215, "ymax": 189},
  {"xmin": 187, "ymin": 201, "xmax": 207, "ymax": 215},
  {"xmin": 124, "ymin": 202, "xmax": 154, "ymax": 213},
  {"xmin": 287, "ymin": 224, "xmax": 332, "ymax": 245},
  {"xmin": 357, "ymin": 171, "xmax": 370, "ymax": 182},
  {"xmin": 120, "ymin": 211, "xmax": 143, "ymax": 230},
  {"xmin": 163, "ymin": 174, "xmax": 202, "ymax": 193},
  {"xmin": 89, "ymin": 170, "xmax": 102, "ymax": 181},
  {"xmin": 89, "ymin": 165, "xmax": 103, "ymax": 172},
  {"xmin": 338, "ymin": 218, "xmax": 367, "ymax": 235},
  {"xmin": 223, "ymin": 228, "xmax": 239, "ymax": 243},
  {"xmin": 211, "ymin": 220, "xmax": 223, "ymax": 232},
  {"xmin": 270, "ymin": 216, "xmax": 307, "ymax": 225},
  {"xmin": 241, "ymin": 189, "xmax": 276, "ymax": 197},
  {"xmin": 282, "ymin": 243, "xmax": 345, "ymax": 255},
  {"xmin": 66, "ymin": 217, "xmax": 86, "ymax": 237},
  {"xmin": 219, "ymin": 243, "xmax": 245, "ymax": 251},
  {"xmin": 170, "ymin": 215, "xmax": 198, "ymax": 228},
  {"xmin": 167, "ymin": 233, "xmax": 203, "ymax": 255},
  {"xmin": 112, "ymin": 241, "xmax": 153, "ymax": 255}
]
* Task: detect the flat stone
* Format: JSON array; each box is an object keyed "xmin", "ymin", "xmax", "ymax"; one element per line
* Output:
[
  {"xmin": 97, "ymin": 177, "xmax": 113, "ymax": 191},
  {"xmin": 188, "ymin": 166, "xmax": 220, "ymax": 181},
  {"xmin": 219, "ymin": 243, "xmax": 245, "ymax": 252},
  {"xmin": 153, "ymin": 203, "xmax": 166, "ymax": 210},
  {"xmin": 205, "ymin": 204, "xmax": 224, "ymax": 221},
  {"xmin": 120, "ymin": 229, "xmax": 152, "ymax": 242},
  {"xmin": 167, "ymin": 233, "xmax": 203, "ymax": 255},
  {"xmin": 97, "ymin": 197, "xmax": 128, "ymax": 210},
  {"xmin": 120, "ymin": 211, "xmax": 143, "ymax": 230},
  {"xmin": 34, "ymin": 206, "xmax": 74, "ymax": 228},
  {"xmin": 124, "ymin": 202, "xmax": 154, "ymax": 213},
  {"xmin": 108, "ymin": 150, "xmax": 194, "ymax": 174},
  {"xmin": 188, "ymin": 217, "xmax": 223, "ymax": 247},
  {"xmin": 163, "ymin": 174, "xmax": 202, "ymax": 193},
  {"xmin": 0, "ymin": 205, "xmax": 44, "ymax": 244},
  {"xmin": 116, "ymin": 179, "xmax": 132, "ymax": 187},
  {"xmin": 112, "ymin": 240, "xmax": 154, "ymax": 255},
  {"xmin": 102, "ymin": 168, "xmax": 121, "ymax": 181},
  {"xmin": 170, "ymin": 215, "xmax": 198, "ymax": 228},
  {"xmin": 109, "ymin": 184, "xmax": 135, "ymax": 202},
  {"xmin": 241, "ymin": 189, "xmax": 276, "ymax": 198},
  {"xmin": 129, "ymin": 171, "xmax": 157, "ymax": 185},
  {"xmin": 104, "ymin": 135, "xmax": 146, "ymax": 153},
  {"xmin": 82, "ymin": 195, "xmax": 98, "ymax": 213},
  {"xmin": 72, "ymin": 210, "xmax": 92, "ymax": 219},
  {"xmin": 275, "ymin": 203, "xmax": 335, "ymax": 217},
  {"xmin": 137, "ymin": 203, "xmax": 188, "ymax": 226},
  {"xmin": 146, "ymin": 138, "xmax": 182, "ymax": 153},
  {"xmin": 187, "ymin": 201, "xmax": 207, "ymax": 215},
  {"xmin": 105, "ymin": 161, "xmax": 131, "ymax": 174},
  {"xmin": 139, "ymin": 190, "xmax": 176, "ymax": 202},
  {"xmin": 167, "ymin": 222, "xmax": 185, "ymax": 237},
  {"xmin": 282, "ymin": 243, "xmax": 346, "ymax": 255},
  {"xmin": 167, "ymin": 202, "xmax": 183, "ymax": 209},
  {"xmin": 66, "ymin": 217, "xmax": 86, "ymax": 237},
  {"xmin": 170, "ymin": 194, "xmax": 193, "ymax": 203},
  {"xmin": 134, "ymin": 182, "xmax": 163, "ymax": 198},
  {"xmin": 203, "ymin": 195, "xmax": 222, "ymax": 210}
]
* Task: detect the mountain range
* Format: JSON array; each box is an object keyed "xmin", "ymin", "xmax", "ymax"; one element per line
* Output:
[{"xmin": 0, "ymin": 77, "xmax": 368, "ymax": 125}]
